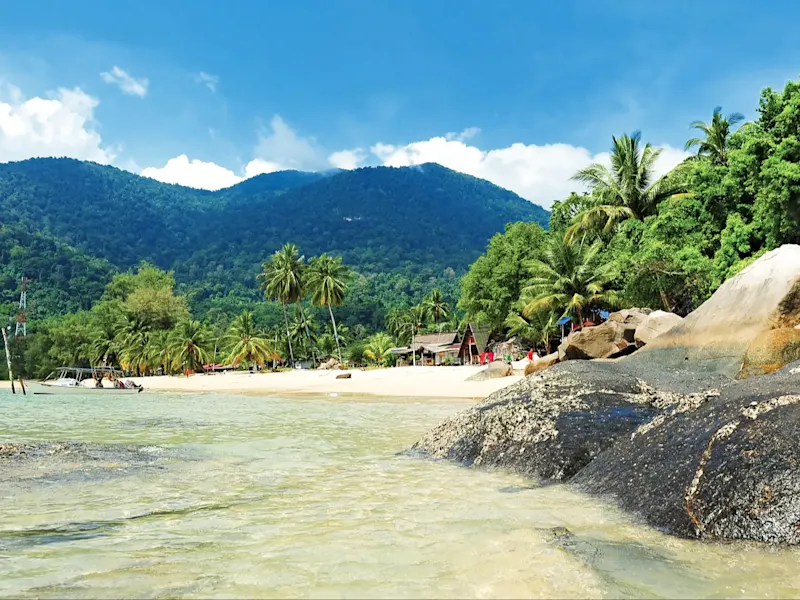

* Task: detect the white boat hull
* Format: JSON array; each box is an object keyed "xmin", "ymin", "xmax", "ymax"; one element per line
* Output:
[{"xmin": 26, "ymin": 382, "xmax": 144, "ymax": 395}]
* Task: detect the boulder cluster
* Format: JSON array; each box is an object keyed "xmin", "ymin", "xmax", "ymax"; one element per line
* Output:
[{"xmin": 413, "ymin": 244, "xmax": 800, "ymax": 545}]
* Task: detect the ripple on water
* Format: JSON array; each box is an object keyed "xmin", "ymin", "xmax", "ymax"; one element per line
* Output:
[{"xmin": 3, "ymin": 391, "xmax": 800, "ymax": 598}]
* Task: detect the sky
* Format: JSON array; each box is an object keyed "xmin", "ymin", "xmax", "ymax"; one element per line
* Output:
[{"xmin": 0, "ymin": 0, "xmax": 798, "ymax": 209}]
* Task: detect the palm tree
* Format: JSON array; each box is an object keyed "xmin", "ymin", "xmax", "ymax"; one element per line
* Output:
[
  {"xmin": 258, "ymin": 243, "xmax": 306, "ymax": 366},
  {"xmin": 424, "ymin": 289, "xmax": 450, "ymax": 328},
  {"xmin": 684, "ymin": 106, "xmax": 745, "ymax": 165},
  {"xmin": 364, "ymin": 332, "xmax": 394, "ymax": 366},
  {"xmin": 169, "ymin": 319, "xmax": 212, "ymax": 374},
  {"xmin": 289, "ymin": 308, "xmax": 318, "ymax": 361},
  {"xmin": 520, "ymin": 236, "xmax": 617, "ymax": 330},
  {"xmin": 408, "ymin": 304, "xmax": 428, "ymax": 366},
  {"xmin": 567, "ymin": 131, "xmax": 686, "ymax": 240},
  {"xmin": 306, "ymin": 254, "xmax": 349, "ymax": 366},
  {"xmin": 146, "ymin": 329, "xmax": 174, "ymax": 375},
  {"xmin": 505, "ymin": 307, "xmax": 560, "ymax": 354},
  {"xmin": 224, "ymin": 311, "xmax": 277, "ymax": 369}
]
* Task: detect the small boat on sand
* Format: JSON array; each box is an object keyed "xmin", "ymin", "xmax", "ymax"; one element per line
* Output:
[{"xmin": 27, "ymin": 367, "xmax": 144, "ymax": 395}]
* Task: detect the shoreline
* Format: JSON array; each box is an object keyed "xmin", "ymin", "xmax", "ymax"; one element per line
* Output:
[{"xmin": 1, "ymin": 366, "xmax": 523, "ymax": 401}]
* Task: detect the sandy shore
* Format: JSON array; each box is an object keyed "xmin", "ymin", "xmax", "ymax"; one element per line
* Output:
[
  {"xmin": 129, "ymin": 366, "xmax": 521, "ymax": 399},
  {"xmin": 1, "ymin": 366, "xmax": 523, "ymax": 400}
]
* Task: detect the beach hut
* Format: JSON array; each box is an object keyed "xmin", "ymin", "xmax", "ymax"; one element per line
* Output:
[
  {"xmin": 412, "ymin": 332, "xmax": 460, "ymax": 365},
  {"xmin": 457, "ymin": 323, "xmax": 490, "ymax": 365}
]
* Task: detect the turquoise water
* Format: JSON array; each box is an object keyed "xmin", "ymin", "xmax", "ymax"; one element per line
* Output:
[{"xmin": 2, "ymin": 390, "xmax": 800, "ymax": 598}]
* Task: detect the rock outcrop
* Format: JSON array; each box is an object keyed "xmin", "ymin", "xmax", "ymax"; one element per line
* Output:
[
  {"xmin": 557, "ymin": 308, "xmax": 650, "ymax": 360},
  {"xmin": 572, "ymin": 361, "xmax": 800, "ymax": 544},
  {"xmin": 411, "ymin": 244, "xmax": 800, "ymax": 545},
  {"xmin": 628, "ymin": 244, "xmax": 800, "ymax": 378},
  {"xmin": 466, "ymin": 360, "xmax": 514, "ymax": 381},
  {"xmin": 317, "ymin": 358, "xmax": 340, "ymax": 370},
  {"xmin": 412, "ymin": 360, "xmax": 723, "ymax": 480},
  {"xmin": 634, "ymin": 310, "xmax": 684, "ymax": 347}
]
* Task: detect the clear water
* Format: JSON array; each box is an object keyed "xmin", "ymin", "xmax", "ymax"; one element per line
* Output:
[{"xmin": 2, "ymin": 390, "xmax": 800, "ymax": 599}]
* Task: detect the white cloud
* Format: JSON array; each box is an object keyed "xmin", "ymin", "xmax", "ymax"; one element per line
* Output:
[
  {"xmin": 328, "ymin": 148, "xmax": 366, "ymax": 170},
  {"xmin": 253, "ymin": 115, "xmax": 322, "ymax": 170},
  {"xmin": 369, "ymin": 135, "xmax": 690, "ymax": 209},
  {"xmin": 140, "ymin": 154, "xmax": 242, "ymax": 190},
  {"xmin": 0, "ymin": 84, "xmax": 113, "ymax": 164},
  {"xmin": 100, "ymin": 66, "xmax": 149, "ymax": 98},
  {"xmin": 195, "ymin": 71, "xmax": 219, "ymax": 93}
]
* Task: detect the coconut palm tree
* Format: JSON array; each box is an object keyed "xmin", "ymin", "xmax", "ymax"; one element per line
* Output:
[
  {"xmin": 364, "ymin": 332, "xmax": 394, "ymax": 366},
  {"xmin": 407, "ymin": 304, "xmax": 428, "ymax": 366},
  {"xmin": 306, "ymin": 254, "xmax": 349, "ymax": 366},
  {"xmin": 258, "ymin": 243, "xmax": 306, "ymax": 366},
  {"xmin": 169, "ymin": 319, "xmax": 213, "ymax": 374},
  {"xmin": 520, "ymin": 236, "xmax": 617, "ymax": 330},
  {"xmin": 224, "ymin": 311, "xmax": 277, "ymax": 369},
  {"xmin": 289, "ymin": 308, "xmax": 318, "ymax": 361},
  {"xmin": 505, "ymin": 307, "xmax": 560, "ymax": 354},
  {"xmin": 684, "ymin": 106, "xmax": 745, "ymax": 165},
  {"xmin": 146, "ymin": 329, "xmax": 174, "ymax": 375},
  {"xmin": 424, "ymin": 289, "xmax": 450, "ymax": 328},
  {"xmin": 567, "ymin": 131, "xmax": 687, "ymax": 241}
]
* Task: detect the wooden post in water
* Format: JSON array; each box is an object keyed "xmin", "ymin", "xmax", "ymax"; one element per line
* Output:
[
  {"xmin": 18, "ymin": 377, "xmax": 26, "ymax": 395},
  {"xmin": 1, "ymin": 327, "xmax": 15, "ymax": 394}
]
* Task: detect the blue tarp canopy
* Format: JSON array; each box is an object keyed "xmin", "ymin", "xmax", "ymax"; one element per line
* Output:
[
  {"xmin": 599, "ymin": 310, "xmax": 610, "ymax": 319},
  {"xmin": 557, "ymin": 316, "xmax": 571, "ymax": 326}
]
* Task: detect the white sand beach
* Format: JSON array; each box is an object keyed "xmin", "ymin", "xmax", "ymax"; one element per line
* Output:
[
  {"xmin": 127, "ymin": 366, "xmax": 521, "ymax": 399},
  {"xmin": 1, "ymin": 366, "xmax": 523, "ymax": 399}
]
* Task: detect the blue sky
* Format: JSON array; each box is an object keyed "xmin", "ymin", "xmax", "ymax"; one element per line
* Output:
[{"xmin": 0, "ymin": 0, "xmax": 798, "ymax": 207}]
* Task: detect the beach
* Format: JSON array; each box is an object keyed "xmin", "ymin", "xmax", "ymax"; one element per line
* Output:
[{"xmin": 1, "ymin": 366, "xmax": 523, "ymax": 400}]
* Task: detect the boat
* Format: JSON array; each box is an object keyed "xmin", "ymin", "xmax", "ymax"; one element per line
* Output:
[{"xmin": 27, "ymin": 367, "xmax": 144, "ymax": 395}]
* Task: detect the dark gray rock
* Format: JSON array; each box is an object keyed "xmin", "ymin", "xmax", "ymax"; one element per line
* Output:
[
  {"xmin": 571, "ymin": 361, "xmax": 800, "ymax": 543},
  {"xmin": 411, "ymin": 360, "xmax": 721, "ymax": 481}
]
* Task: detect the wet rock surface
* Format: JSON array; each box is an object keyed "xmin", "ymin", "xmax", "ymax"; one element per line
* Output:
[
  {"xmin": 0, "ymin": 441, "xmax": 182, "ymax": 484},
  {"xmin": 412, "ymin": 360, "xmax": 724, "ymax": 481},
  {"xmin": 572, "ymin": 361, "xmax": 800, "ymax": 544},
  {"xmin": 412, "ymin": 357, "xmax": 800, "ymax": 544}
]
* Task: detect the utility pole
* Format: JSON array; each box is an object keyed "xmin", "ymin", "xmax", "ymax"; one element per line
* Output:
[
  {"xmin": 15, "ymin": 276, "xmax": 27, "ymax": 339},
  {"xmin": 2, "ymin": 327, "xmax": 16, "ymax": 394}
]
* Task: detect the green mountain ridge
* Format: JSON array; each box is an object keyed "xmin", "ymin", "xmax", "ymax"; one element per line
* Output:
[{"xmin": 0, "ymin": 158, "xmax": 549, "ymax": 328}]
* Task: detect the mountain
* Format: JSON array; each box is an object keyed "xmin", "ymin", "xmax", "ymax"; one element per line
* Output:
[{"xmin": 0, "ymin": 158, "xmax": 549, "ymax": 327}]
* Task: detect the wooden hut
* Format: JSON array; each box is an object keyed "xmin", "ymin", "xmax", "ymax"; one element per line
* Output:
[{"xmin": 457, "ymin": 323, "xmax": 491, "ymax": 365}]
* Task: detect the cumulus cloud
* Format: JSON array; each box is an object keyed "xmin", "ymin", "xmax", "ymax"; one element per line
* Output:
[
  {"xmin": 100, "ymin": 66, "xmax": 149, "ymax": 98},
  {"xmin": 369, "ymin": 135, "xmax": 690, "ymax": 209},
  {"xmin": 194, "ymin": 71, "xmax": 219, "ymax": 93},
  {"xmin": 328, "ymin": 148, "xmax": 366, "ymax": 170},
  {"xmin": 140, "ymin": 115, "xmax": 324, "ymax": 189},
  {"xmin": 0, "ymin": 84, "xmax": 113, "ymax": 164},
  {"xmin": 139, "ymin": 155, "xmax": 243, "ymax": 190},
  {"xmin": 253, "ymin": 115, "xmax": 322, "ymax": 171}
]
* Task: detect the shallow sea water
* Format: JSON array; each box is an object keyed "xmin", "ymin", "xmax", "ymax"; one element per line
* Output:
[{"xmin": 2, "ymin": 391, "xmax": 799, "ymax": 598}]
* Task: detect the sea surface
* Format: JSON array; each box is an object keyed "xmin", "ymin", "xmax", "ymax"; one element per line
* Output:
[{"xmin": 2, "ymin": 390, "xmax": 800, "ymax": 598}]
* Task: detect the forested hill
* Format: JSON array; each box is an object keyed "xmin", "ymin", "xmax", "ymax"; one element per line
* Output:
[{"xmin": 0, "ymin": 158, "xmax": 548, "ymax": 325}]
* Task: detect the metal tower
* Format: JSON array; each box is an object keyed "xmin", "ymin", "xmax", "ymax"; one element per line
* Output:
[{"xmin": 15, "ymin": 276, "xmax": 27, "ymax": 339}]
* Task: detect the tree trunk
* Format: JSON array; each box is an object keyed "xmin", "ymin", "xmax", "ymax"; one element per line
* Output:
[
  {"xmin": 297, "ymin": 302, "xmax": 316, "ymax": 367},
  {"xmin": 576, "ymin": 308, "xmax": 584, "ymax": 331},
  {"xmin": 282, "ymin": 302, "xmax": 295, "ymax": 366},
  {"xmin": 328, "ymin": 303, "xmax": 343, "ymax": 366}
]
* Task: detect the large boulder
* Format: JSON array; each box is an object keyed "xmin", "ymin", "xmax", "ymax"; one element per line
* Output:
[
  {"xmin": 627, "ymin": 245, "xmax": 800, "ymax": 377},
  {"xmin": 634, "ymin": 310, "xmax": 684, "ymax": 347},
  {"xmin": 524, "ymin": 351, "xmax": 559, "ymax": 375},
  {"xmin": 411, "ymin": 361, "xmax": 713, "ymax": 481},
  {"xmin": 572, "ymin": 361, "xmax": 800, "ymax": 544},
  {"xmin": 558, "ymin": 308, "xmax": 651, "ymax": 361},
  {"xmin": 466, "ymin": 360, "xmax": 513, "ymax": 381},
  {"xmin": 739, "ymin": 328, "xmax": 800, "ymax": 378},
  {"xmin": 317, "ymin": 358, "xmax": 339, "ymax": 370}
]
